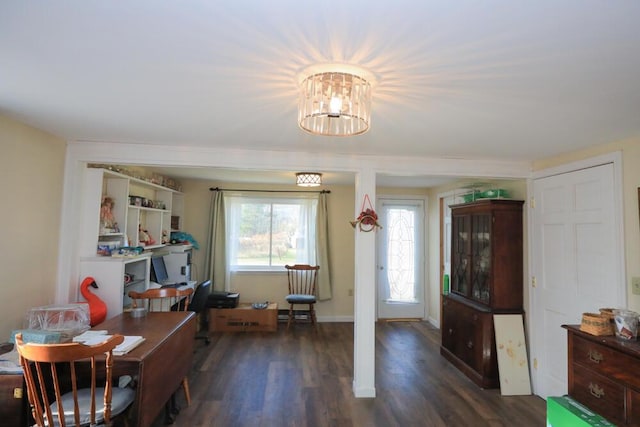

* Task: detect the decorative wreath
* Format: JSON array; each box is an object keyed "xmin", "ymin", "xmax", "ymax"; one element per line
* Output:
[{"xmin": 350, "ymin": 194, "xmax": 382, "ymax": 232}]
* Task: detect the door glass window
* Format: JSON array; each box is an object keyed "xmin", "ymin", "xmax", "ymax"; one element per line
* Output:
[{"xmin": 386, "ymin": 208, "xmax": 416, "ymax": 301}]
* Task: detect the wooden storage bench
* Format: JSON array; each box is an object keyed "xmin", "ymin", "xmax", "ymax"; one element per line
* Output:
[{"xmin": 209, "ymin": 303, "xmax": 278, "ymax": 332}]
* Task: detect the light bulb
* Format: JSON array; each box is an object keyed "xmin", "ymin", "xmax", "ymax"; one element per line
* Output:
[{"xmin": 329, "ymin": 96, "xmax": 342, "ymax": 117}]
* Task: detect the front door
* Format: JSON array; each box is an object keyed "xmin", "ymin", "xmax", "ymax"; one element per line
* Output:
[
  {"xmin": 530, "ymin": 161, "xmax": 624, "ymax": 398},
  {"xmin": 376, "ymin": 198, "xmax": 426, "ymax": 319}
]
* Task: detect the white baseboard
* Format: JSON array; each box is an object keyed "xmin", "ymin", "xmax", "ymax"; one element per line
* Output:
[
  {"xmin": 288, "ymin": 315, "xmax": 439, "ymax": 324},
  {"xmin": 317, "ymin": 315, "xmax": 354, "ymax": 323},
  {"xmin": 427, "ymin": 315, "xmax": 440, "ymax": 329},
  {"xmin": 352, "ymin": 380, "xmax": 376, "ymax": 398}
]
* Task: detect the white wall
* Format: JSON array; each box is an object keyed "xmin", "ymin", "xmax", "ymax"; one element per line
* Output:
[{"xmin": 0, "ymin": 115, "xmax": 66, "ymax": 340}]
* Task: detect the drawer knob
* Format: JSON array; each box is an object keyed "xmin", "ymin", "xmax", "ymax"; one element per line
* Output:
[
  {"xmin": 467, "ymin": 340, "xmax": 474, "ymax": 349},
  {"xmin": 589, "ymin": 382, "xmax": 605, "ymax": 399},
  {"xmin": 448, "ymin": 328, "xmax": 453, "ymax": 335},
  {"xmin": 588, "ymin": 349, "xmax": 604, "ymax": 364}
]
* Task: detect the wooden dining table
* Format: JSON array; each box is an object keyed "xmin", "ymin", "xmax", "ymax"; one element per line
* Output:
[{"xmin": 95, "ymin": 311, "xmax": 196, "ymax": 427}]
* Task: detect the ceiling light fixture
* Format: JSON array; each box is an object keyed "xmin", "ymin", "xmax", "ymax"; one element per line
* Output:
[
  {"xmin": 298, "ymin": 64, "xmax": 374, "ymax": 137},
  {"xmin": 296, "ymin": 172, "xmax": 322, "ymax": 187}
]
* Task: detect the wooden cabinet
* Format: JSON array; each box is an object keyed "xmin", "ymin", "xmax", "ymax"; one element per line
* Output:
[
  {"xmin": 441, "ymin": 199, "xmax": 523, "ymax": 388},
  {"xmin": 441, "ymin": 296, "xmax": 497, "ymax": 387},
  {"xmin": 564, "ymin": 325, "xmax": 640, "ymax": 426},
  {"xmin": 449, "ymin": 199, "xmax": 523, "ymax": 309}
]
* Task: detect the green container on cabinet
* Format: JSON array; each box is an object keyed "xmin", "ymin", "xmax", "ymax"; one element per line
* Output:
[{"xmin": 546, "ymin": 396, "xmax": 615, "ymax": 427}]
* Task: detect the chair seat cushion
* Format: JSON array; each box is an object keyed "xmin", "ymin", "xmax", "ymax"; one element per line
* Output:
[
  {"xmin": 286, "ymin": 294, "xmax": 316, "ymax": 304},
  {"xmin": 50, "ymin": 386, "xmax": 135, "ymax": 426}
]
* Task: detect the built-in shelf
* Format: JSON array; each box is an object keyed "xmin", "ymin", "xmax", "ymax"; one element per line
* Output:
[{"xmin": 79, "ymin": 166, "xmax": 185, "ymax": 319}]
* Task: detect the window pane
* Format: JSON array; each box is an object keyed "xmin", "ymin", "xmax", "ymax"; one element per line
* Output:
[
  {"xmin": 237, "ymin": 203, "xmax": 271, "ymax": 265},
  {"xmin": 271, "ymin": 204, "xmax": 300, "ymax": 266},
  {"xmin": 386, "ymin": 208, "xmax": 416, "ymax": 301},
  {"xmin": 226, "ymin": 195, "xmax": 317, "ymax": 269}
]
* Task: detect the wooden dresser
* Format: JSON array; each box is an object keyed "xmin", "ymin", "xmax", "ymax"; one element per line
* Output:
[
  {"xmin": 563, "ymin": 325, "xmax": 640, "ymax": 426},
  {"xmin": 0, "ymin": 343, "xmax": 27, "ymax": 427}
]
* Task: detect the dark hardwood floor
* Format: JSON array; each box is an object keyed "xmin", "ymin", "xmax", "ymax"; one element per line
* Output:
[{"xmin": 152, "ymin": 321, "xmax": 546, "ymax": 427}]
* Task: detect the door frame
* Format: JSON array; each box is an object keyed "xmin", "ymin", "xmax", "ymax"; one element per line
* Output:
[
  {"xmin": 376, "ymin": 194, "xmax": 428, "ymax": 321},
  {"xmin": 437, "ymin": 189, "xmax": 466, "ymax": 328},
  {"xmin": 527, "ymin": 151, "xmax": 626, "ymax": 396}
]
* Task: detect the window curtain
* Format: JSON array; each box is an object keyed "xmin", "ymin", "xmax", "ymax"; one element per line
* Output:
[
  {"xmin": 204, "ymin": 190, "xmax": 227, "ymax": 291},
  {"xmin": 316, "ymin": 192, "xmax": 332, "ymax": 300}
]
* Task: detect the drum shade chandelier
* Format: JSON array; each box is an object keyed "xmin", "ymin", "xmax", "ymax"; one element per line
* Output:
[
  {"xmin": 296, "ymin": 172, "xmax": 322, "ymax": 187},
  {"xmin": 298, "ymin": 64, "xmax": 373, "ymax": 137}
]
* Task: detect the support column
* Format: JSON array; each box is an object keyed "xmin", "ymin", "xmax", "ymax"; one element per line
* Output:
[{"xmin": 352, "ymin": 169, "xmax": 376, "ymax": 398}]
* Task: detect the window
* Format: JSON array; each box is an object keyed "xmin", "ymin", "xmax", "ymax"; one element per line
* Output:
[{"xmin": 225, "ymin": 194, "xmax": 318, "ymax": 271}]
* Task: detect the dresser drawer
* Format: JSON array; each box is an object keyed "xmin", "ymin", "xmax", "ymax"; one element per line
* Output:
[
  {"xmin": 573, "ymin": 335, "xmax": 640, "ymax": 390},
  {"xmin": 0, "ymin": 374, "xmax": 26, "ymax": 427},
  {"xmin": 571, "ymin": 363, "xmax": 625, "ymax": 426}
]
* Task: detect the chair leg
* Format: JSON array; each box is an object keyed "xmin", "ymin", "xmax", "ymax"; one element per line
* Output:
[
  {"xmin": 182, "ymin": 377, "xmax": 191, "ymax": 407},
  {"xmin": 164, "ymin": 395, "xmax": 178, "ymax": 424},
  {"xmin": 310, "ymin": 303, "xmax": 317, "ymax": 328},
  {"xmin": 287, "ymin": 304, "xmax": 294, "ymax": 330}
]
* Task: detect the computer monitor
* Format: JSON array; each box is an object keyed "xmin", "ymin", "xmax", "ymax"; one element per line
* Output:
[{"xmin": 150, "ymin": 256, "xmax": 170, "ymax": 284}]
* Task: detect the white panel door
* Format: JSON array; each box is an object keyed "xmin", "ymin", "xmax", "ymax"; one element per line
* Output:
[
  {"xmin": 377, "ymin": 198, "xmax": 426, "ymax": 319},
  {"xmin": 531, "ymin": 163, "xmax": 623, "ymax": 398}
]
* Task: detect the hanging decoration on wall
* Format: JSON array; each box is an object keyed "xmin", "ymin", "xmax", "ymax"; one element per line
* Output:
[{"xmin": 350, "ymin": 194, "xmax": 381, "ymax": 232}]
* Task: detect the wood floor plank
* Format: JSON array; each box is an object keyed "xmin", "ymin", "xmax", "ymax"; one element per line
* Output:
[{"xmin": 151, "ymin": 321, "xmax": 546, "ymax": 426}]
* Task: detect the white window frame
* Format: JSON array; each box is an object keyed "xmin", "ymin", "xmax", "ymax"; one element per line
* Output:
[{"xmin": 224, "ymin": 193, "xmax": 318, "ymax": 272}]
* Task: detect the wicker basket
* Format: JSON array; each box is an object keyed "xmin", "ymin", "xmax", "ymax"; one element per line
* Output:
[{"xmin": 580, "ymin": 312, "xmax": 614, "ymax": 336}]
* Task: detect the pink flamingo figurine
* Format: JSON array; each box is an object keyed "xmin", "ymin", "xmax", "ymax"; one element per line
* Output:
[{"xmin": 80, "ymin": 277, "xmax": 107, "ymax": 326}]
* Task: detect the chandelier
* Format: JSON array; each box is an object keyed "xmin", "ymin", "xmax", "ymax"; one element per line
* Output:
[
  {"xmin": 296, "ymin": 172, "xmax": 322, "ymax": 187},
  {"xmin": 298, "ymin": 64, "xmax": 373, "ymax": 137}
]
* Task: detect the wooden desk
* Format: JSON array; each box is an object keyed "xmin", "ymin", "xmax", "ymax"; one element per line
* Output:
[{"xmin": 97, "ymin": 311, "xmax": 196, "ymax": 427}]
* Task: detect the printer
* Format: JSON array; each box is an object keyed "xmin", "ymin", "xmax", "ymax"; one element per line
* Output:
[{"xmin": 207, "ymin": 291, "xmax": 240, "ymax": 309}]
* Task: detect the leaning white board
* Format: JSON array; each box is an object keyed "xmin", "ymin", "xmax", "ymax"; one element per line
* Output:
[{"xmin": 493, "ymin": 314, "xmax": 532, "ymax": 395}]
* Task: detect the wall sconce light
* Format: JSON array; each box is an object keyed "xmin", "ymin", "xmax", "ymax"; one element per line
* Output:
[{"xmin": 296, "ymin": 172, "xmax": 322, "ymax": 187}]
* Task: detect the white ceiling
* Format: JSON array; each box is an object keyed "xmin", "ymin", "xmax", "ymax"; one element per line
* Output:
[{"xmin": 1, "ymin": 1, "xmax": 639, "ymax": 186}]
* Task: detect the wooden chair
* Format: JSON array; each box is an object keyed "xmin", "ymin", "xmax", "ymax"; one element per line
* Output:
[
  {"xmin": 285, "ymin": 264, "xmax": 320, "ymax": 330},
  {"xmin": 128, "ymin": 287, "xmax": 194, "ymax": 313},
  {"xmin": 15, "ymin": 333, "xmax": 135, "ymax": 427},
  {"xmin": 128, "ymin": 287, "xmax": 194, "ymax": 410}
]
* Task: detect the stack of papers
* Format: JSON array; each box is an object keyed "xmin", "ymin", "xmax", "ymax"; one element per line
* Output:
[
  {"xmin": 72, "ymin": 330, "xmax": 110, "ymax": 345},
  {"xmin": 73, "ymin": 330, "xmax": 145, "ymax": 355},
  {"xmin": 113, "ymin": 335, "xmax": 145, "ymax": 355}
]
